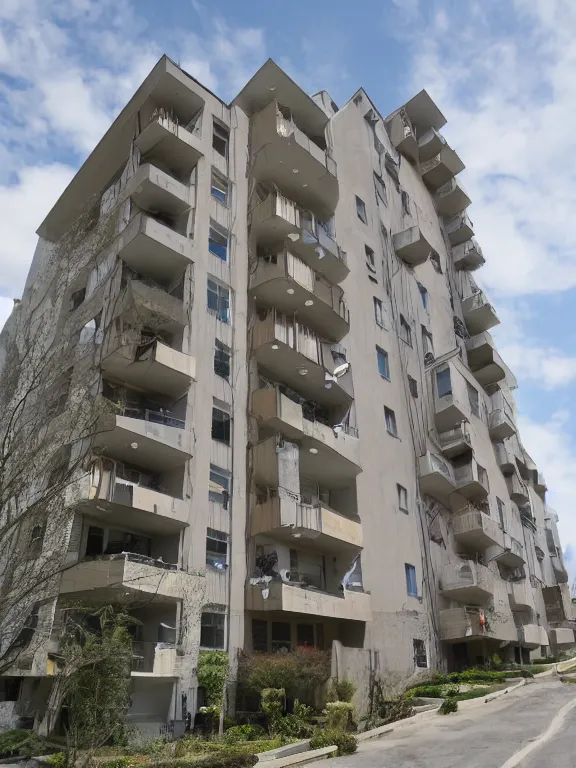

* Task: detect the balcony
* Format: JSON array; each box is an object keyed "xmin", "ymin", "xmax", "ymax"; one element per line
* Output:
[
  {"xmin": 550, "ymin": 628, "xmax": 576, "ymax": 647},
  {"xmin": 462, "ymin": 290, "xmax": 500, "ymax": 335},
  {"xmin": 246, "ymin": 580, "xmax": 372, "ymax": 622},
  {"xmin": 251, "ymin": 309, "xmax": 353, "ymax": 410},
  {"xmin": 122, "ymin": 163, "xmax": 193, "ymax": 220},
  {"xmin": 440, "ymin": 561, "xmax": 494, "ymax": 605},
  {"xmin": 250, "ymin": 100, "xmax": 338, "ymax": 220},
  {"xmin": 489, "ymin": 407, "xmax": 516, "ymax": 442},
  {"xmin": 102, "ymin": 338, "xmax": 195, "ymax": 400},
  {"xmin": 517, "ymin": 624, "xmax": 543, "ymax": 649},
  {"xmin": 421, "ymin": 146, "xmax": 465, "ymax": 189},
  {"xmin": 132, "ymin": 641, "xmax": 177, "ymax": 678},
  {"xmin": 453, "ymin": 457, "xmax": 490, "ymax": 501},
  {"xmin": 495, "ymin": 533, "xmax": 525, "ymax": 568},
  {"xmin": 252, "ymin": 387, "xmax": 360, "ymax": 470},
  {"xmin": 251, "ymin": 248, "xmax": 349, "ymax": 341},
  {"xmin": 392, "ymin": 225, "xmax": 433, "ymax": 266},
  {"xmin": 552, "ymin": 556, "xmax": 569, "ymax": 584},
  {"xmin": 452, "ymin": 239, "xmax": 485, "ymax": 271},
  {"xmin": 438, "ymin": 424, "xmax": 472, "ymax": 458},
  {"xmin": 535, "ymin": 472, "xmax": 547, "ymax": 495},
  {"xmin": 508, "ymin": 580, "xmax": 533, "ymax": 612},
  {"xmin": 60, "ymin": 553, "xmax": 204, "ymax": 602},
  {"xmin": 134, "ymin": 112, "xmax": 203, "ymax": 176},
  {"xmin": 434, "ymin": 178, "xmax": 471, "ymax": 217},
  {"xmin": 117, "ymin": 213, "xmax": 194, "ymax": 284},
  {"xmin": 445, "ymin": 212, "xmax": 474, "ymax": 246},
  {"xmin": 453, "ymin": 508, "xmax": 503, "ymax": 551},
  {"xmin": 94, "ymin": 407, "xmax": 192, "ymax": 472},
  {"xmin": 401, "ymin": 89, "xmax": 447, "ymax": 137},
  {"xmin": 385, "ymin": 109, "xmax": 418, "ymax": 161},
  {"xmin": 543, "ymin": 585, "xmax": 574, "ymax": 623},
  {"xmin": 251, "ymin": 493, "xmax": 362, "ymax": 554},
  {"xmin": 494, "ymin": 441, "xmax": 515, "ymax": 475},
  {"xmin": 117, "ymin": 278, "xmax": 187, "ymax": 335},
  {"xmin": 417, "ymin": 127, "xmax": 447, "ymax": 162},
  {"xmin": 433, "ymin": 360, "xmax": 473, "ymax": 432},
  {"xmin": 418, "ymin": 452, "xmax": 456, "ymax": 501},
  {"xmin": 506, "ymin": 472, "xmax": 529, "ymax": 506},
  {"xmin": 466, "ymin": 333, "xmax": 507, "ymax": 388},
  {"xmin": 440, "ymin": 607, "xmax": 492, "ymax": 642}
]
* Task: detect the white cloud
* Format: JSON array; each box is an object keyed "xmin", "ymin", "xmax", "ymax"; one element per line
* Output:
[{"xmin": 498, "ymin": 345, "xmax": 576, "ymax": 389}]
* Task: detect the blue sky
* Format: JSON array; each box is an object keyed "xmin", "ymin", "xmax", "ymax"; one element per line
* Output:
[{"xmin": 2, "ymin": 0, "xmax": 576, "ymax": 584}]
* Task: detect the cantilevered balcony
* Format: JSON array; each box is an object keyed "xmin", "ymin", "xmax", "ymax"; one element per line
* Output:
[
  {"xmin": 132, "ymin": 642, "xmax": 177, "ymax": 678},
  {"xmin": 440, "ymin": 560, "xmax": 494, "ymax": 605},
  {"xmin": 508, "ymin": 580, "xmax": 533, "ymax": 612},
  {"xmin": 418, "ymin": 452, "xmax": 456, "ymax": 502},
  {"xmin": 250, "ymin": 187, "xmax": 348, "ymax": 284},
  {"xmin": 535, "ymin": 472, "xmax": 547, "ymax": 495},
  {"xmin": 549, "ymin": 627, "xmax": 575, "ymax": 647},
  {"xmin": 252, "ymin": 386, "xmax": 360, "ymax": 469},
  {"xmin": 392, "ymin": 225, "xmax": 433, "ymax": 266},
  {"xmin": 134, "ymin": 112, "xmax": 203, "ymax": 177},
  {"xmin": 494, "ymin": 441, "xmax": 515, "ymax": 475},
  {"xmin": 116, "ymin": 277, "xmax": 187, "ymax": 335},
  {"xmin": 495, "ymin": 533, "xmax": 525, "ymax": 568},
  {"xmin": 453, "ymin": 507, "xmax": 503, "ymax": 551},
  {"xmin": 385, "ymin": 109, "xmax": 418, "ymax": 161},
  {"xmin": 250, "ymin": 100, "xmax": 338, "ymax": 220},
  {"xmin": 60, "ymin": 553, "xmax": 204, "ymax": 602},
  {"xmin": 462, "ymin": 290, "xmax": 500, "ymax": 335},
  {"xmin": 401, "ymin": 89, "xmax": 447, "ymax": 138},
  {"xmin": 453, "ymin": 239, "xmax": 485, "ymax": 271},
  {"xmin": 466, "ymin": 332, "xmax": 507, "ymax": 387},
  {"xmin": 445, "ymin": 212, "xmax": 474, "ymax": 246},
  {"xmin": 252, "ymin": 308, "xmax": 353, "ymax": 409},
  {"xmin": 417, "ymin": 127, "xmax": 447, "ymax": 162},
  {"xmin": 251, "ymin": 493, "xmax": 362, "ymax": 553},
  {"xmin": 433, "ymin": 360, "xmax": 475, "ymax": 432},
  {"xmin": 517, "ymin": 624, "xmax": 543, "ymax": 649},
  {"xmin": 251, "ymin": 249, "xmax": 349, "ymax": 341},
  {"xmin": 438, "ymin": 424, "xmax": 472, "ymax": 458},
  {"xmin": 435, "ymin": 178, "xmax": 471, "ymax": 217},
  {"xmin": 421, "ymin": 146, "xmax": 465, "ymax": 189},
  {"xmin": 122, "ymin": 163, "xmax": 193, "ymax": 220},
  {"xmin": 506, "ymin": 472, "xmax": 530, "ymax": 506},
  {"xmin": 117, "ymin": 212, "xmax": 194, "ymax": 284},
  {"xmin": 441, "ymin": 607, "xmax": 495, "ymax": 642},
  {"xmin": 246, "ymin": 580, "xmax": 372, "ymax": 622},
  {"xmin": 453, "ymin": 456, "xmax": 489, "ymax": 501},
  {"xmin": 489, "ymin": 404, "xmax": 516, "ymax": 442}
]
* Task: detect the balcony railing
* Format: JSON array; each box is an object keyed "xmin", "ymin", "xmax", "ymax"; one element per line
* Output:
[
  {"xmin": 114, "ymin": 401, "xmax": 185, "ymax": 430},
  {"xmin": 246, "ymin": 580, "xmax": 372, "ymax": 622},
  {"xmin": 438, "ymin": 423, "xmax": 472, "ymax": 458},
  {"xmin": 440, "ymin": 560, "xmax": 494, "ymax": 605},
  {"xmin": 385, "ymin": 109, "xmax": 418, "ymax": 161},
  {"xmin": 452, "ymin": 238, "xmax": 485, "ymax": 271},
  {"xmin": 453, "ymin": 458, "xmax": 489, "ymax": 500},
  {"xmin": 435, "ymin": 178, "xmax": 471, "ymax": 217},
  {"xmin": 132, "ymin": 641, "xmax": 177, "ymax": 676},
  {"xmin": 453, "ymin": 508, "xmax": 503, "ymax": 551},
  {"xmin": 445, "ymin": 212, "xmax": 474, "ymax": 246},
  {"xmin": 393, "ymin": 225, "xmax": 434, "ymax": 266},
  {"xmin": 462, "ymin": 290, "xmax": 500, "ymax": 335},
  {"xmin": 420, "ymin": 145, "xmax": 465, "ymax": 190},
  {"xmin": 418, "ymin": 452, "xmax": 456, "ymax": 501}
]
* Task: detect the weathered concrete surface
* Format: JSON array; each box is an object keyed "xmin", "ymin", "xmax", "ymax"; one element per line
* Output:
[{"xmin": 318, "ymin": 681, "xmax": 576, "ymax": 768}]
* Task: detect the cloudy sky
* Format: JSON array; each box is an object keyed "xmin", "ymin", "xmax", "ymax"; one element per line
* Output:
[{"xmin": 2, "ymin": 0, "xmax": 576, "ymax": 582}]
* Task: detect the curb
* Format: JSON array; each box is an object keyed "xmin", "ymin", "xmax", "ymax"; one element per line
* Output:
[
  {"xmin": 256, "ymin": 741, "xmax": 310, "ymax": 762},
  {"xmin": 256, "ymin": 746, "xmax": 337, "ymax": 766}
]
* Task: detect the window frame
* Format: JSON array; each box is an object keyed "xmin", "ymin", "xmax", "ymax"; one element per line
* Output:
[
  {"xmin": 417, "ymin": 282, "xmax": 429, "ymax": 309},
  {"xmin": 496, "ymin": 497, "xmax": 506, "ymax": 530},
  {"xmin": 365, "ymin": 244, "xmax": 376, "ymax": 271},
  {"xmin": 467, "ymin": 381, "xmax": 480, "ymax": 417},
  {"xmin": 212, "ymin": 120, "xmax": 229, "ymax": 159},
  {"xmin": 422, "ymin": 325, "xmax": 434, "ymax": 356},
  {"xmin": 373, "ymin": 297, "xmax": 384, "ymax": 328},
  {"xmin": 207, "ymin": 278, "xmax": 231, "ymax": 324},
  {"xmin": 214, "ymin": 339, "xmax": 231, "ymax": 379},
  {"xmin": 211, "ymin": 169, "xmax": 229, "ymax": 205},
  {"xmin": 208, "ymin": 220, "xmax": 229, "ymax": 262},
  {"xmin": 212, "ymin": 405, "xmax": 231, "ymax": 445},
  {"xmin": 200, "ymin": 611, "xmax": 226, "ymax": 649},
  {"xmin": 206, "ymin": 527, "xmax": 229, "ymax": 569},
  {"xmin": 376, "ymin": 346, "xmax": 390, "ymax": 380},
  {"xmin": 399, "ymin": 315, "xmax": 412, "ymax": 347},
  {"xmin": 405, "ymin": 563, "xmax": 418, "ymax": 597},
  {"xmin": 209, "ymin": 465, "xmax": 231, "ymax": 508},
  {"xmin": 408, "ymin": 375, "xmax": 418, "ymax": 398},
  {"xmin": 436, "ymin": 368, "xmax": 452, "ymax": 399},
  {"xmin": 397, "ymin": 483, "xmax": 408, "ymax": 513},
  {"xmin": 413, "ymin": 639, "xmax": 428, "ymax": 668},
  {"xmin": 355, "ymin": 195, "xmax": 368, "ymax": 224},
  {"xmin": 384, "ymin": 406, "xmax": 398, "ymax": 437}
]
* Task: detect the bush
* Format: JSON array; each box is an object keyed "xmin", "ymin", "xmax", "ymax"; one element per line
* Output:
[
  {"xmin": 324, "ymin": 701, "xmax": 354, "ymax": 731},
  {"xmin": 238, "ymin": 649, "xmax": 331, "ymax": 694},
  {"xmin": 330, "ymin": 679, "xmax": 357, "ymax": 703},
  {"xmin": 223, "ymin": 725, "xmax": 267, "ymax": 744},
  {"xmin": 100, "ymin": 759, "xmax": 134, "ymax": 768},
  {"xmin": 454, "ymin": 687, "xmax": 495, "ymax": 701},
  {"xmin": 379, "ymin": 697, "xmax": 414, "ymax": 724},
  {"xmin": 439, "ymin": 698, "xmax": 458, "ymax": 715},
  {"xmin": 427, "ymin": 668, "xmax": 533, "ymax": 686},
  {"xmin": 404, "ymin": 685, "xmax": 443, "ymax": 699},
  {"xmin": 274, "ymin": 700, "xmax": 314, "ymax": 739},
  {"xmin": 310, "ymin": 730, "xmax": 357, "ymax": 756},
  {"xmin": 142, "ymin": 753, "xmax": 259, "ymax": 768},
  {"xmin": 261, "ymin": 688, "xmax": 285, "ymax": 735},
  {"xmin": 0, "ymin": 729, "xmax": 47, "ymax": 758},
  {"xmin": 47, "ymin": 753, "xmax": 67, "ymax": 768}
]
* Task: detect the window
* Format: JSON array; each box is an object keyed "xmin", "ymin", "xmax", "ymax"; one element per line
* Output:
[
  {"xmin": 422, "ymin": 326, "xmax": 434, "ymax": 356},
  {"xmin": 356, "ymin": 195, "xmax": 367, "ymax": 224},
  {"xmin": 29, "ymin": 524, "xmax": 45, "ymax": 557},
  {"xmin": 271, "ymin": 622, "xmax": 292, "ymax": 652},
  {"xmin": 397, "ymin": 484, "xmax": 408, "ymax": 513},
  {"xmin": 405, "ymin": 563, "xmax": 418, "ymax": 597},
  {"xmin": 417, "ymin": 282, "xmax": 429, "ymax": 309},
  {"xmin": 436, "ymin": 368, "xmax": 452, "ymax": 398},
  {"xmin": 467, "ymin": 381, "xmax": 480, "ymax": 417},
  {"xmin": 211, "ymin": 169, "xmax": 229, "ymax": 205},
  {"xmin": 430, "ymin": 251, "xmax": 442, "ymax": 273},
  {"xmin": 373, "ymin": 297, "xmax": 384, "ymax": 328},
  {"xmin": 408, "ymin": 376, "xmax": 418, "ymax": 398},
  {"xmin": 497, "ymin": 497, "xmax": 506, "ymax": 530},
  {"xmin": 401, "ymin": 190, "xmax": 411, "ymax": 215},
  {"xmin": 384, "ymin": 406, "xmax": 398, "ymax": 437},
  {"xmin": 209, "ymin": 220, "xmax": 229, "ymax": 261},
  {"xmin": 368, "ymin": 275, "xmax": 378, "ymax": 285},
  {"xmin": 376, "ymin": 346, "xmax": 390, "ymax": 380},
  {"xmin": 212, "ymin": 405, "xmax": 231, "ymax": 444},
  {"xmin": 214, "ymin": 340, "xmax": 231, "ymax": 379},
  {"xmin": 297, "ymin": 623, "xmax": 315, "ymax": 648},
  {"xmin": 209, "ymin": 465, "xmax": 230, "ymax": 508},
  {"xmin": 252, "ymin": 618, "xmax": 268, "ymax": 652},
  {"xmin": 399, "ymin": 315, "xmax": 412, "ymax": 346},
  {"xmin": 374, "ymin": 172, "xmax": 387, "ymax": 204},
  {"xmin": 365, "ymin": 245, "xmax": 376, "ymax": 272},
  {"xmin": 212, "ymin": 120, "xmax": 229, "ymax": 158},
  {"xmin": 200, "ymin": 611, "xmax": 225, "ymax": 649},
  {"xmin": 79, "ymin": 313, "xmax": 103, "ymax": 345},
  {"xmin": 413, "ymin": 639, "xmax": 428, "ymax": 668},
  {"xmin": 70, "ymin": 287, "xmax": 86, "ymax": 312},
  {"xmin": 207, "ymin": 278, "xmax": 230, "ymax": 323},
  {"xmin": 206, "ymin": 528, "xmax": 228, "ymax": 569}
]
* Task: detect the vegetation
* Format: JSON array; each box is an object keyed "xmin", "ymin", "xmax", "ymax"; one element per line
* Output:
[
  {"xmin": 324, "ymin": 701, "xmax": 354, "ymax": 731},
  {"xmin": 223, "ymin": 725, "xmax": 267, "ymax": 744},
  {"xmin": 0, "ymin": 729, "xmax": 50, "ymax": 759},
  {"xmin": 198, "ymin": 651, "xmax": 229, "ymax": 716},
  {"xmin": 310, "ymin": 730, "xmax": 357, "ymax": 756},
  {"xmin": 438, "ymin": 697, "xmax": 458, "ymax": 715},
  {"xmin": 237, "ymin": 649, "xmax": 331, "ymax": 695},
  {"xmin": 327, "ymin": 679, "xmax": 357, "ymax": 703}
]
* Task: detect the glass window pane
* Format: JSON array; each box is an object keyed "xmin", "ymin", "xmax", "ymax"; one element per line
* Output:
[{"xmin": 436, "ymin": 368, "xmax": 452, "ymax": 398}]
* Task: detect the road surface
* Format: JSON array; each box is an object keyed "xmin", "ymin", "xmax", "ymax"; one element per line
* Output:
[{"xmin": 319, "ymin": 680, "xmax": 576, "ymax": 768}]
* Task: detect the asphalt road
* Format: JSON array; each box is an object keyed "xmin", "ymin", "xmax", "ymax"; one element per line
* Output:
[{"xmin": 318, "ymin": 680, "xmax": 576, "ymax": 768}]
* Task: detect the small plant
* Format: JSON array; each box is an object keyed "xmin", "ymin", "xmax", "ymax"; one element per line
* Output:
[
  {"xmin": 444, "ymin": 685, "xmax": 460, "ymax": 698},
  {"xmin": 261, "ymin": 688, "xmax": 285, "ymax": 735},
  {"xmin": 324, "ymin": 701, "xmax": 354, "ymax": 731},
  {"xmin": 310, "ymin": 730, "xmax": 357, "ymax": 756},
  {"xmin": 331, "ymin": 679, "xmax": 357, "ymax": 703},
  {"xmin": 490, "ymin": 653, "xmax": 503, "ymax": 669},
  {"xmin": 404, "ymin": 685, "xmax": 443, "ymax": 699},
  {"xmin": 439, "ymin": 697, "xmax": 458, "ymax": 715},
  {"xmin": 47, "ymin": 753, "xmax": 67, "ymax": 768},
  {"xmin": 223, "ymin": 725, "xmax": 267, "ymax": 744}
]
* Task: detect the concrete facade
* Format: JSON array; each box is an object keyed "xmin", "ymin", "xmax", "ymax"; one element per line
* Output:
[{"xmin": 0, "ymin": 56, "xmax": 574, "ymax": 733}]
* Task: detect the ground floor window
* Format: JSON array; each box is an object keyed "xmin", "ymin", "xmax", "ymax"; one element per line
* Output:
[
  {"xmin": 413, "ymin": 639, "xmax": 428, "ymax": 668},
  {"xmin": 200, "ymin": 611, "xmax": 225, "ymax": 649}
]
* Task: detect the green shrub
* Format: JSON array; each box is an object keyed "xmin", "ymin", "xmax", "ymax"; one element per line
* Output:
[
  {"xmin": 238, "ymin": 649, "xmax": 331, "ymax": 694},
  {"xmin": 141, "ymin": 752, "xmax": 259, "ymax": 768},
  {"xmin": 379, "ymin": 697, "xmax": 414, "ymax": 724},
  {"xmin": 223, "ymin": 725, "xmax": 267, "ymax": 744},
  {"xmin": 47, "ymin": 753, "xmax": 67, "ymax": 768},
  {"xmin": 0, "ymin": 729, "xmax": 47, "ymax": 758},
  {"xmin": 532, "ymin": 657, "xmax": 556, "ymax": 665},
  {"xmin": 428, "ymin": 668, "xmax": 533, "ymax": 686},
  {"xmin": 198, "ymin": 650, "xmax": 229, "ymax": 713},
  {"xmin": 331, "ymin": 679, "xmax": 357, "ymax": 703},
  {"xmin": 324, "ymin": 701, "xmax": 354, "ymax": 731},
  {"xmin": 261, "ymin": 688, "xmax": 285, "ymax": 735},
  {"xmin": 274, "ymin": 700, "xmax": 314, "ymax": 739},
  {"xmin": 439, "ymin": 698, "xmax": 458, "ymax": 715},
  {"xmin": 454, "ymin": 687, "xmax": 495, "ymax": 701},
  {"xmin": 100, "ymin": 759, "xmax": 134, "ymax": 768},
  {"xmin": 404, "ymin": 685, "xmax": 443, "ymax": 699},
  {"xmin": 310, "ymin": 730, "xmax": 357, "ymax": 756}
]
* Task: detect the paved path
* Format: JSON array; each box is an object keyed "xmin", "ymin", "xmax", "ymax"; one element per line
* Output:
[{"xmin": 318, "ymin": 680, "xmax": 576, "ymax": 768}]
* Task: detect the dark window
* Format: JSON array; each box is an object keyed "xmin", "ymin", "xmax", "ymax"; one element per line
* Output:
[
  {"xmin": 0, "ymin": 678, "xmax": 21, "ymax": 702},
  {"xmin": 405, "ymin": 564, "xmax": 418, "ymax": 596},
  {"xmin": 384, "ymin": 406, "xmax": 398, "ymax": 437},
  {"xmin": 201, "ymin": 612, "xmax": 225, "ymax": 649},
  {"xmin": 206, "ymin": 528, "xmax": 228, "ymax": 569},
  {"xmin": 408, "ymin": 376, "xmax": 418, "ymax": 397},
  {"xmin": 271, "ymin": 621, "xmax": 291, "ymax": 652},
  {"xmin": 376, "ymin": 346, "xmax": 390, "ymax": 379},
  {"xmin": 356, "ymin": 196, "xmax": 367, "ymax": 224},
  {"xmin": 297, "ymin": 623, "xmax": 315, "ymax": 648},
  {"xmin": 209, "ymin": 465, "xmax": 230, "ymax": 507},
  {"xmin": 207, "ymin": 279, "xmax": 230, "ymax": 323},
  {"xmin": 212, "ymin": 406, "xmax": 231, "ymax": 444},
  {"xmin": 85, "ymin": 525, "xmax": 105, "ymax": 557},
  {"xmin": 209, "ymin": 220, "xmax": 229, "ymax": 261},
  {"xmin": 374, "ymin": 172, "xmax": 387, "ymax": 204},
  {"xmin": 399, "ymin": 315, "xmax": 412, "ymax": 346},
  {"xmin": 365, "ymin": 245, "xmax": 376, "ymax": 271},
  {"xmin": 212, "ymin": 121, "xmax": 229, "ymax": 158},
  {"xmin": 374, "ymin": 297, "xmax": 384, "ymax": 327},
  {"xmin": 401, "ymin": 190, "xmax": 411, "ymax": 215},
  {"xmin": 422, "ymin": 326, "xmax": 434, "ymax": 356},
  {"xmin": 413, "ymin": 639, "xmax": 428, "ymax": 668},
  {"xmin": 430, "ymin": 251, "xmax": 442, "ymax": 273},
  {"xmin": 214, "ymin": 340, "xmax": 231, "ymax": 379},
  {"xmin": 211, "ymin": 170, "xmax": 229, "ymax": 204},
  {"xmin": 417, "ymin": 282, "xmax": 429, "ymax": 309},
  {"xmin": 70, "ymin": 287, "xmax": 86, "ymax": 312},
  {"xmin": 497, "ymin": 497, "xmax": 506, "ymax": 530},
  {"xmin": 29, "ymin": 524, "xmax": 45, "ymax": 558},
  {"xmin": 252, "ymin": 619, "xmax": 268, "ymax": 652},
  {"xmin": 467, "ymin": 381, "xmax": 480, "ymax": 417},
  {"xmin": 436, "ymin": 368, "xmax": 452, "ymax": 398},
  {"xmin": 368, "ymin": 275, "xmax": 378, "ymax": 284},
  {"xmin": 397, "ymin": 484, "xmax": 408, "ymax": 512}
]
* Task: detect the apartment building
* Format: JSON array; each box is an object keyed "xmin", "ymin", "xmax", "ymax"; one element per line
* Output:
[{"xmin": 0, "ymin": 55, "xmax": 573, "ymax": 734}]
